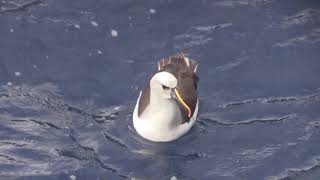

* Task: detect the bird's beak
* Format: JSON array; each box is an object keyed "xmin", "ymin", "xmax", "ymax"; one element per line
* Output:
[{"xmin": 171, "ymin": 88, "xmax": 192, "ymax": 118}]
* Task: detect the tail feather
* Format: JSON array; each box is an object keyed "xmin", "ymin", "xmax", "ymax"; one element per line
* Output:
[{"xmin": 158, "ymin": 52, "xmax": 198, "ymax": 73}]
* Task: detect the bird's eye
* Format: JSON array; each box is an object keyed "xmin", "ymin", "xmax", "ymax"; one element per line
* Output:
[{"xmin": 162, "ymin": 85, "xmax": 170, "ymax": 90}]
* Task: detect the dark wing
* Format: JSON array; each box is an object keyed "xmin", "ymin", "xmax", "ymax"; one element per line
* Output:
[
  {"xmin": 160, "ymin": 53, "xmax": 199, "ymax": 123},
  {"xmin": 176, "ymin": 70, "xmax": 198, "ymax": 123},
  {"xmin": 137, "ymin": 84, "xmax": 150, "ymax": 117}
]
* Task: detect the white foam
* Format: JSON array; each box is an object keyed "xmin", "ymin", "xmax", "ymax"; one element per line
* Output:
[
  {"xmin": 114, "ymin": 106, "xmax": 121, "ymax": 111},
  {"xmin": 170, "ymin": 176, "xmax": 178, "ymax": 180},
  {"xmin": 14, "ymin": 72, "xmax": 21, "ymax": 76},
  {"xmin": 111, "ymin": 29, "xmax": 118, "ymax": 37},
  {"xmin": 97, "ymin": 50, "xmax": 103, "ymax": 54},
  {"xmin": 91, "ymin": 21, "xmax": 99, "ymax": 27},
  {"xmin": 149, "ymin": 8, "xmax": 156, "ymax": 14},
  {"xmin": 69, "ymin": 175, "xmax": 76, "ymax": 180}
]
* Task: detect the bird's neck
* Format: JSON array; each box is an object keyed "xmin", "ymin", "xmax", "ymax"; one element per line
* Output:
[
  {"xmin": 141, "ymin": 86, "xmax": 181, "ymax": 128},
  {"xmin": 149, "ymin": 84, "xmax": 165, "ymax": 105}
]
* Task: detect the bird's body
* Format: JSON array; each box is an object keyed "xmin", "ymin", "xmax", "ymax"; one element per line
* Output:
[{"xmin": 133, "ymin": 53, "xmax": 199, "ymax": 142}]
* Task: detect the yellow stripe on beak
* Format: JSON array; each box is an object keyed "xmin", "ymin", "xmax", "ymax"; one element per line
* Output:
[{"xmin": 174, "ymin": 89, "xmax": 192, "ymax": 118}]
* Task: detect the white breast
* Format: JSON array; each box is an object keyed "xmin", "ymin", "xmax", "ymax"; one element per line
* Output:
[{"xmin": 133, "ymin": 92, "xmax": 198, "ymax": 142}]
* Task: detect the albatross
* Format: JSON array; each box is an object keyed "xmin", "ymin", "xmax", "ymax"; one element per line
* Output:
[{"xmin": 133, "ymin": 53, "xmax": 199, "ymax": 142}]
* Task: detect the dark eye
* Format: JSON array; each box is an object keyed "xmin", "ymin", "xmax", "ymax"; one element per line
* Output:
[{"xmin": 162, "ymin": 85, "xmax": 170, "ymax": 90}]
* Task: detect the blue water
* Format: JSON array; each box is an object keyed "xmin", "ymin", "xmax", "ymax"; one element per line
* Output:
[{"xmin": 1, "ymin": 0, "xmax": 320, "ymax": 179}]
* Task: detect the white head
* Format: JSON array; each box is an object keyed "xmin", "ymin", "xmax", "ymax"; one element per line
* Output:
[
  {"xmin": 149, "ymin": 71, "xmax": 192, "ymax": 118},
  {"xmin": 149, "ymin": 71, "xmax": 177, "ymax": 99}
]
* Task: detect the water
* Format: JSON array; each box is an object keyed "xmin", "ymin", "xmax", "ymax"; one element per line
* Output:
[{"xmin": 0, "ymin": 0, "xmax": 320, "ymax": 179}]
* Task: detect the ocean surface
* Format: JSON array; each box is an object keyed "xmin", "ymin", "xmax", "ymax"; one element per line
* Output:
[{"xmin": 0, "ymin": 0, "xmax": 320, "ymax": 179}]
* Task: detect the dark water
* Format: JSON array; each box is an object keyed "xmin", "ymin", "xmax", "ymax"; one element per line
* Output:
[{"xmin": 1, "ymin": 0, "xmax": 320, "ymax": 179}]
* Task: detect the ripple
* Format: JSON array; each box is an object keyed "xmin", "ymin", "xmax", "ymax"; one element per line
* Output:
[
  {"xmin": 174, "ymin": 22, "xmax": 232, "ymax": 50},
  {"xmin": 200, "ymin": 114, "xmax": 296, "ymax": 126},
  {"xmin": 0, "ymin": 141, "xmax": 28, "ymax": 147},
  {"xmin": 0, "ymin": 154, "xmax": 21, "ymax": 163},
  {"xmin": 11, "ymin": 119, "xmax": 61, "ymax": 130},
  {"xmin": 215, "ymin": 56, "xmax": 249, "ymax": 72},
  {"xmin": 212, "ymin": 0, "xmax": 275, "ymax": 7},
  {"xmin": 0, "ymin": 0, "xmax": 43, "ymax": 14},
  {"xmin": 273, "ymin": 28, "xmax": 320, "ymax": 47},
  {"xmin": 192, "ymin": 23, "xmax": 233, "ymax": 32},
  {"xmin": 131, "ymin": 149, "xmax": 213, "ymax": 161},
  {"xmin": 103, "ymin": 132, "xmax": 129, "ymax": 149},
  {"xmin": 281, "ymin": 9, "xmax": 320, "ymax": 29},
  {"xmin": 56, "ymin": 148, "xmax": 129, "ymax": 179},
  {"xmin": 221, "ymin": 92, "xmax": 320, "ymax": 108},
  {"xmin": 240, "ymin": 146, "xmax": 281, "ymax": 160},
  {"xmin": 267, "ymin": 156, "xmax": 320, "ymax": 180}
]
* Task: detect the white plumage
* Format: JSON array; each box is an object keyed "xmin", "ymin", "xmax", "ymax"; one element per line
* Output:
[{"xmin": 132, "ymin": 53, "xmax": 199, "ymax": 142}]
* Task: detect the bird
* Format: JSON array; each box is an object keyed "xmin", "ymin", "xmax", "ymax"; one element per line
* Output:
[{"xmin": 133, "ymin": 53, "xmax": 199, "ymax": 142}]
